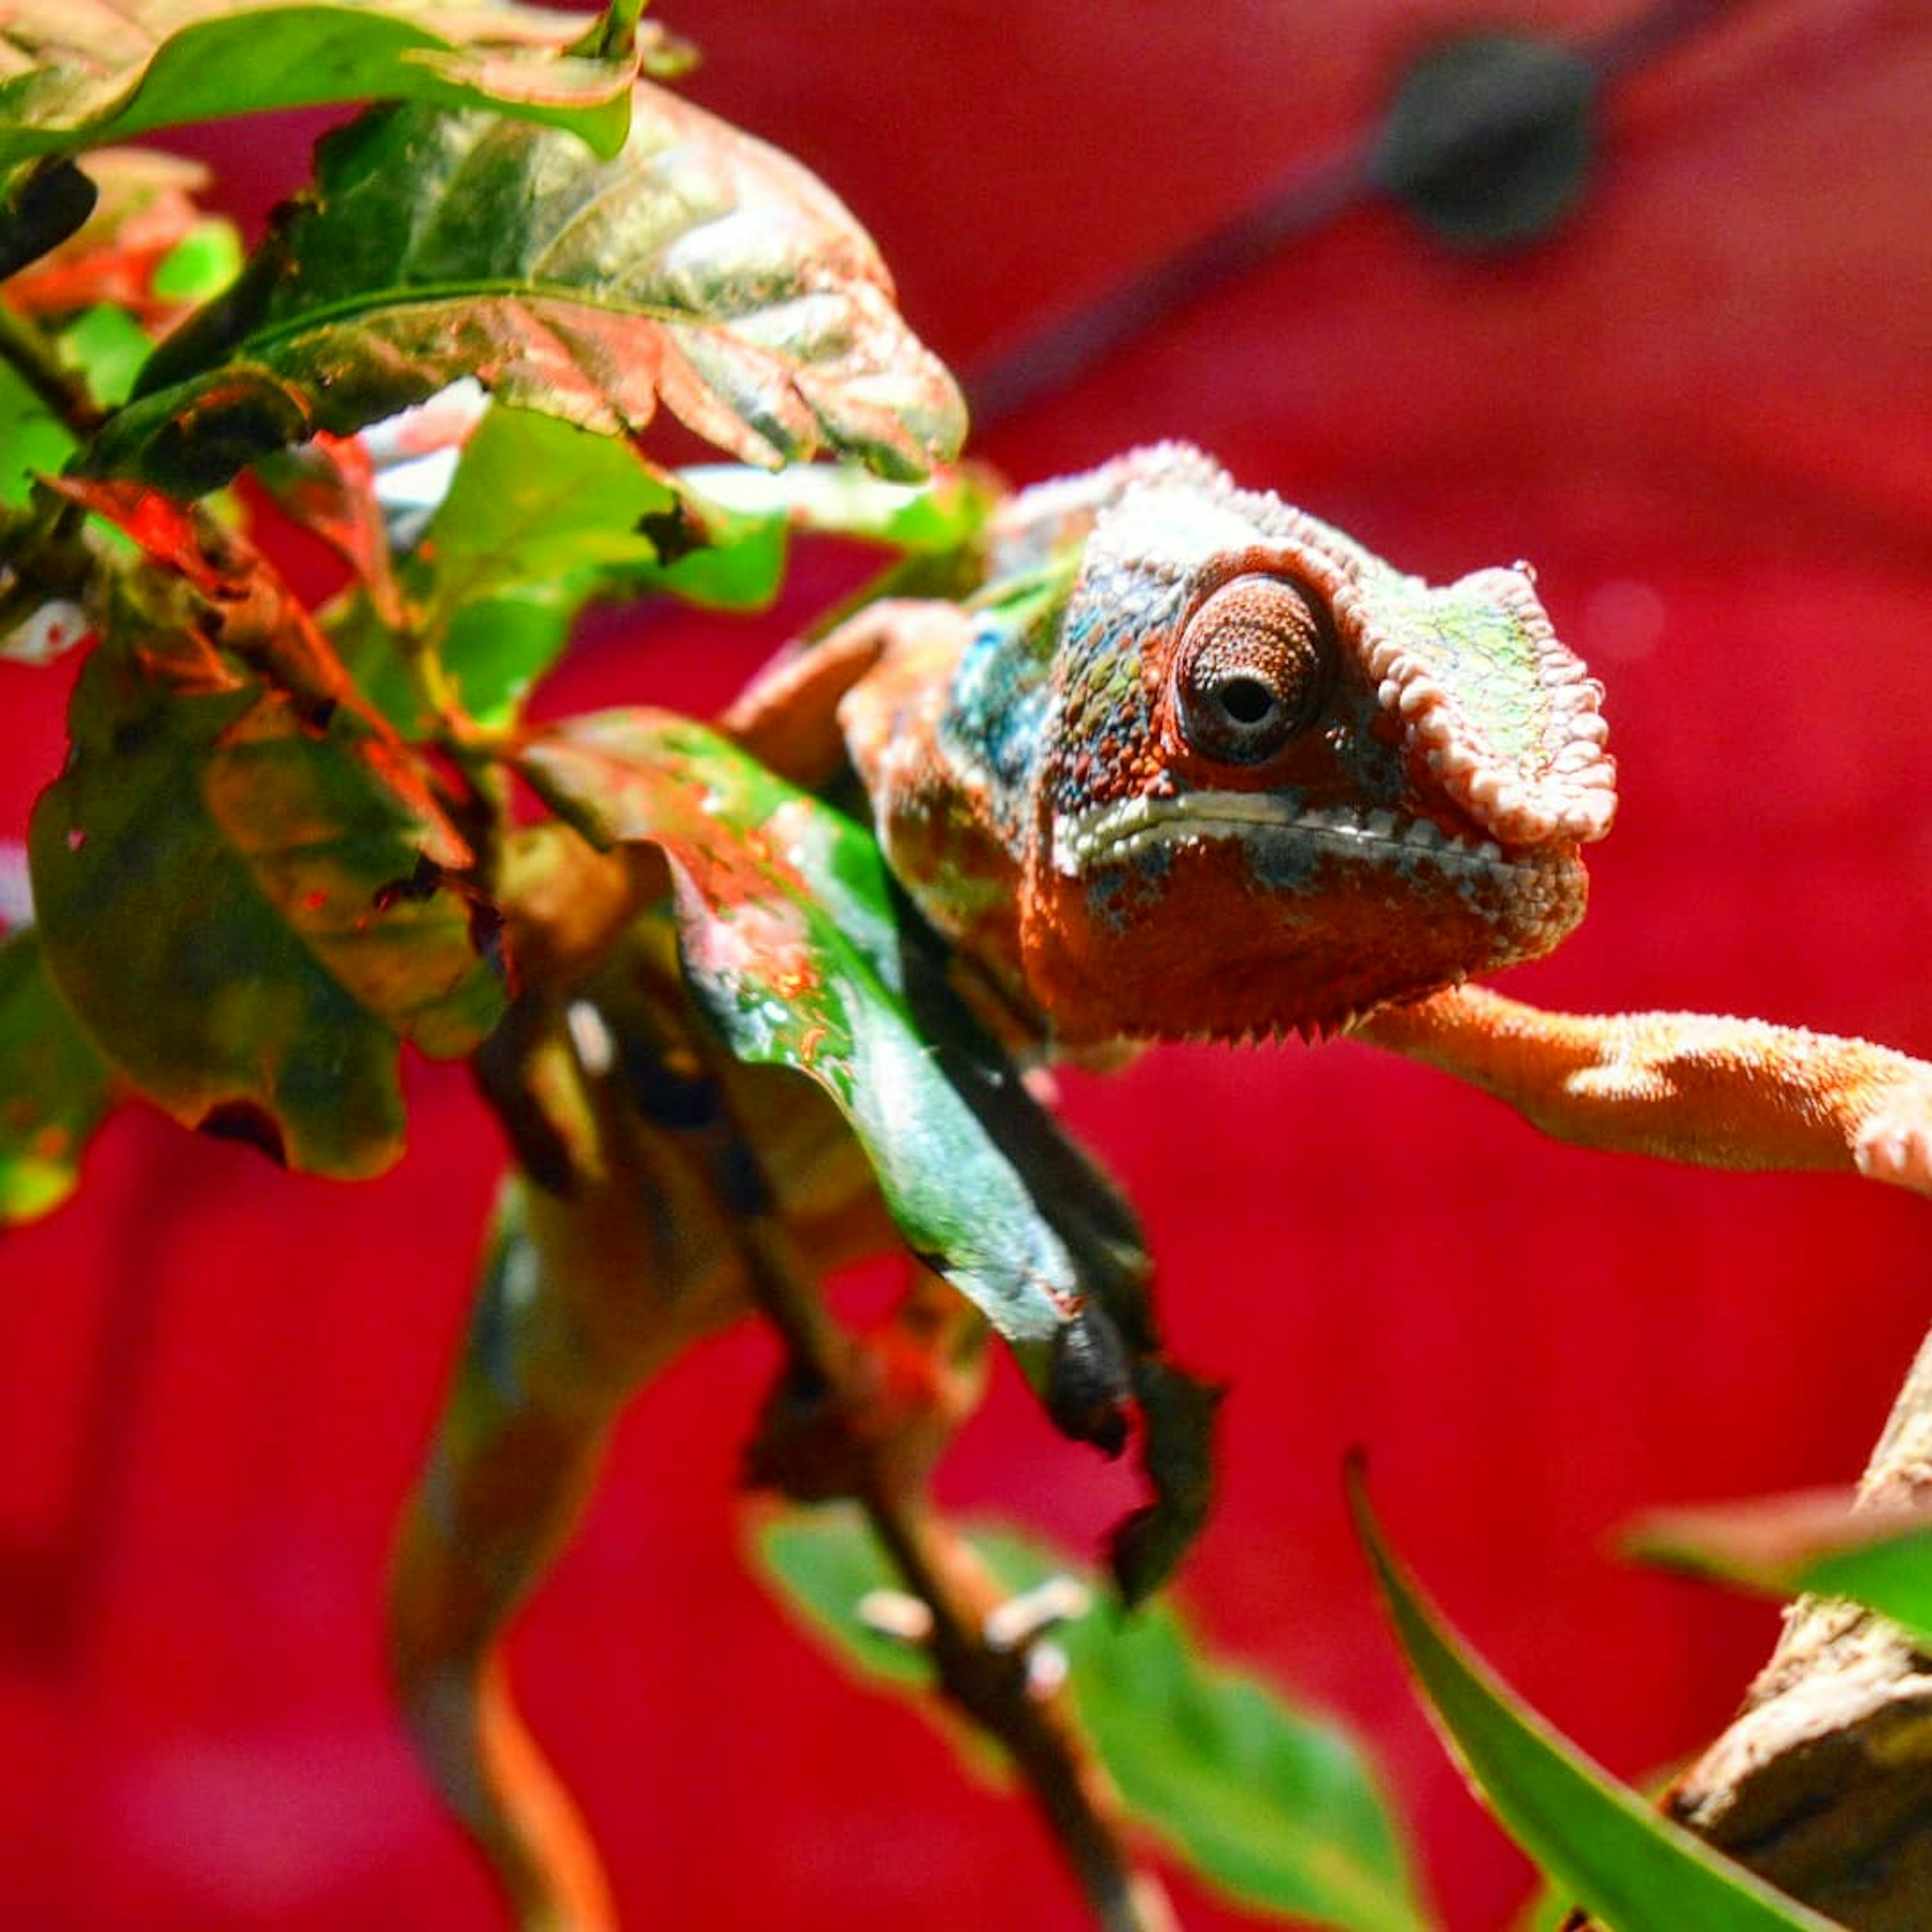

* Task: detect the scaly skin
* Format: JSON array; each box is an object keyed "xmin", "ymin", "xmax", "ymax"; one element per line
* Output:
[
  {"xmin": 743, "ymin": 443, "xmax": 1929, "ymax": 1188},
  {"xmin": 831, "ymin": 444, "xmax": 1615, "ymax": 1044},
  {"xmin": 409, "ymin": 447, "xmax": 1931, "ymax": 1932}
]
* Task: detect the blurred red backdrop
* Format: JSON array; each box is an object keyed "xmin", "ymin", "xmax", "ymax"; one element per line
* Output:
[{"xmin": 2, "ymin": 2, "xmax": 1927, "ymax": 1927}]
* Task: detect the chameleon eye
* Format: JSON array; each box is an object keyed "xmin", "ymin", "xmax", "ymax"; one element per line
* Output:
[{"xmin": 1171, "ymin": 575, "xmax": 1332, "ymax": 765}]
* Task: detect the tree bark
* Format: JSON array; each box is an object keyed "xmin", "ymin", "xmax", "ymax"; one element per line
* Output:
[{"xmin": 1661, "ymin": 1328, "xmax": 1932, "ymax": 1927}]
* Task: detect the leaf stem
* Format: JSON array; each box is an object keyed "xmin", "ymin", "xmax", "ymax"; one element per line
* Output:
[
  {"xmin": 695, "ymin": 1059, "xmax": 1174, "ymax": 1932},
  {"xmin": 0, "ymin": 300, "xmax": 107, "ymax": 441}
]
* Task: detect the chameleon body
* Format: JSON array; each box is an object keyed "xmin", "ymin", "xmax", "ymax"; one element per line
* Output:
[
  {"xmin": 733, "ymin": 444, "xmax": 1929, "ymax": 1187},
  {"xmin": 395, "ymin": 445, "xmax": 1932, "ymax": 1930}
]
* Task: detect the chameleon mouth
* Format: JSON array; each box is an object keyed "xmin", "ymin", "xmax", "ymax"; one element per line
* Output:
[{"xmin": 1057, "ymin": 790, "xmax": 1561, "ymax": 883}]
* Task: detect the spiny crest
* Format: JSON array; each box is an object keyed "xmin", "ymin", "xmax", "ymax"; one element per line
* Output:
[{"xmin": 1045, "ymin": 449, "xmax": 1615, "ymax": 853}]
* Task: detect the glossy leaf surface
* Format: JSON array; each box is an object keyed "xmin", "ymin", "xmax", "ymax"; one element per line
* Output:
[
  {"xmin": 518, "ymin": 705, "xmax": 1218, "ymax": 1557},
  {"xmin": 93, "ymin": 82, "xmax": 967, "ymax": 496},
  {"xmin": 1351, "ymin": 1469, "xmax": 1838, "ymax": 1932},
  {"xmin": 671, "ymin": 459, "xmax": 996, "ymax": 603},
  {"xmin": 0, "ymin": 0, "xmax": 638, "ymax": 167},
  {"xmin": 516, "ymin": 707, "xmax": 1086, "ymax": 1365},
  {"xmin": 758, "ymin": 1509, "xmax": 1428, "ymax": 1930},
  {"xmin": 0, "ymin": 926, "xmax": 113, "ymax": 1223}
]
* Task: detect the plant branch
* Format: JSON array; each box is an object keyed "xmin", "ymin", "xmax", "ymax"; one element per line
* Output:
[
  {"xmin": 692, "ymin": 1054, "xmax": 1174, "ymax": 1932},
  {"xmin": 0, "ymin": 300, "xmax": 107, "ymax": 441},
  {"xmin": 1657, "ymin": 1320, "xmax": 1932, "ymax": 1924}
]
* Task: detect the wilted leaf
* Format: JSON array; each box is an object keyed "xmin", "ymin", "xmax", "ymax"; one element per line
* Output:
[
  {"xmin": 1627, "ymin": 1490, "xmax": 1932, "ymax": 1651},
  {"xmin": 28, "ymin": 495, "xmax": 502, "ymax": 1177},
  {"xmin": 0, "ymin": 0, "xmax": 639, "ymax": 169},
  {"xmin": 0, "ymin": 926, "xmax": 114, "ymax": 1223},
  {"xmin": 257, "ymin": 432, "xmax": 407, "ymax": 625},
  {"xmin": 93, "ymin": 82, "xmax": 967, "ymax": 495},
  {"xmin": 757, "ymin": 1510, "xmax": 1428, "ymax": 1930},
  {"xmin": 29, "ymin": 634, "xmax": 403, "ymax": 1174},
  {"xmin": 1108, "ymin": 1357, "xmax": 1223, "ymax": 1603},
  {"xmin": 1350, "ymin": 1464, "xmax": 1839, "ymax": 1932},
  {"xmin": 0, "ymin": 154, "xmax": 97, "ymax": 279}
]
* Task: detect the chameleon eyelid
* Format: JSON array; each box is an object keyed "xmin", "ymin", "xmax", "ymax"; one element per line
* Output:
[{"xmin": 1168, "ymin": 573, "xmax": 1335, "ymax": 765}]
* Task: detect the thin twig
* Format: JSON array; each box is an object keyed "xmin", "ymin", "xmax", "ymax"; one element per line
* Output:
[
  {"xmin": 0, "ymin": 300, "xmax": 107, "ymax": 442},
  {"xmin": 690, "ymin": 1055, "xmax": 1174, "ymax": 1932}
]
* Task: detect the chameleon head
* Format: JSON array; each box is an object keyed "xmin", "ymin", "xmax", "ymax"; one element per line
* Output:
[{"xmin": 1020, "ymin": 464, "xmax": 1618, "ymax": 1044}]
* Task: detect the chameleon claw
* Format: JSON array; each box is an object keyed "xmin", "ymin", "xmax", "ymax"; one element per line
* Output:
[
  {"xmin": 856, "ymin": 1588, "xmax": 936, "ymax": 1645},
  {"xmin": 1024, "ymin": 1639, "xmax": 1071, "ymax": 1700},
  {"xmin": 1855, "ymin": 1103, "xmax": 1932, "ymax": 1197},
  {"xmin": 857, "ymin": 1574, "xmax": 1089, "ymax": 1704},
  {"xmin": 984, "ymin": 1574, "xmax": 1093, "ymax": 1653},
  {"xmin": 564, "ymin": 997, "xmax": 616, "ymax": 1077}
]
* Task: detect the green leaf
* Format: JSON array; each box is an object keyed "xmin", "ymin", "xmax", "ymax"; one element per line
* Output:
[
  {"xmin": 755, "ymin": 1505, "xmax": 939, "ymax": 1694},
  {"xmin": 439, "ymin": 588, "xmax": 575, "ymax": 722},
  {"xmin": 57, "ymin": 302, "xmax": 151, "ymax": 406},
  {"xmin": 93, "ymin": 83, "xmax": 966, "ymax": 497},
  {"xmin": 325, "ymin": 407, "xmax": 992, "ymax": 732},
  {"xmin": 0, "ymin": 354, "xmax": 74, "ymax": 506},
  {"xmin": 1627, "ymin": 1490, "xmax": 1932, "ymax": 1652},
  {"xmin": 516, "ymin": 708, "xmax": 1091, "ymax": 1376},
  {"xmin": 756, "ymin": 1510, "xmax": 1428, "ymax": 1930},
  {"xmin": 151, "ymin": 215, "xmax": 244, "ymax": 304},
  {"xmin": 0, "ymin": 925, "xmax": 114, "ymax": 1223},
  {"xmin": 1349, "ymin": 1465, "xmax": 1840, "ymax": 1932},
  {"xmin": 0, "ymin": 0, "xmax": 638, "ymax": 169},
  {"xmin": 409, "ymin": 406, "xmax": 676, "ymax": 618},
  {"xmin": 678, "ymin": 459, "xmax": 997, "ymax": 559},
  {"xmin": 626, "ymin": 459, "xmax": 996, "ymax": 613},
  {"xmin": 333, "ymin": 406, "xmax": 677, "ymax": 730},
  {"xmin": 28, "ymin": 536, "xmax": 501, "ymax": 1178}
]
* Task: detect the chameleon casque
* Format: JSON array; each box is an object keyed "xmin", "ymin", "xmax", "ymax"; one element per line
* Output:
[{"xmin": 391, "ymin": 444, "xmax": 1932, "ymax": 1927}]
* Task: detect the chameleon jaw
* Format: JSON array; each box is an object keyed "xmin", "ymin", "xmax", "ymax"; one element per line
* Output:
[
  {"xmin": 1055, "ymin": 788, "xmax": 1549, "ymax": 886},
  {"xmin": 1028, "ymin": 787, "xmax": 1592, "ymax": 1045}
]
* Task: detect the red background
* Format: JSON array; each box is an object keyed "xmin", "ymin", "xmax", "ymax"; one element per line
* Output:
[{"xmin": 3, "ymin": 3, "xmax": 1928, "ymax": 1926}]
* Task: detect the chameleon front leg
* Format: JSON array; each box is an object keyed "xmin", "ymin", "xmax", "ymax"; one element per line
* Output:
[{"xmin": 1358, "ymin": 984, "xmax": 1932, "ymax": 1195}]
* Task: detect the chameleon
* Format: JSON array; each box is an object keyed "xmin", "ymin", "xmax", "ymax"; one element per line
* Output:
[{"xmin": 389, "ymin": 443, "xmax": 1932, "ymax": 1928}]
